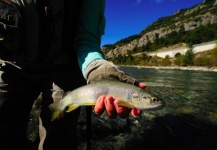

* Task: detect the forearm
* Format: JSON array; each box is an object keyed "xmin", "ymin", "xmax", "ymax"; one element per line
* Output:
[{"xmin": 75, "ymin": 0, "xmax": 106, "ymax": 76}]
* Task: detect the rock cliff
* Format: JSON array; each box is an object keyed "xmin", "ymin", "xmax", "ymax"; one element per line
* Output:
[{"xmin": 102, "ymin": 0, "xmax": 217, "ymax": 58}]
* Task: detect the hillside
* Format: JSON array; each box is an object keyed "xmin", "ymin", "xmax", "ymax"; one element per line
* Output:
[{"xmin": 102, "ymin": 0, "xmax": 217, "ymax": 59}]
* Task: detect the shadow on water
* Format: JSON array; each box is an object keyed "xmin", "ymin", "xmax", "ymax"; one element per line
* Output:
[
  {"xmin": 122, "ymin": 113, "xmax": 217, "ymax": 150},
  {"xmin": 84, "ymin": 112, "xmax": 217, "ymax": 150}
]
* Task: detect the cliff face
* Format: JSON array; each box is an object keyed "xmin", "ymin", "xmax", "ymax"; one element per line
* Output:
[{"xmin": 102, "ymin": 0, "xmax": 217, "ymax": 58}]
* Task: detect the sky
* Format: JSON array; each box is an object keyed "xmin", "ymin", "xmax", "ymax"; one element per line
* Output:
[{"xmin": 101, "ymin": 0, "xmax": 204, "ymax": 46}]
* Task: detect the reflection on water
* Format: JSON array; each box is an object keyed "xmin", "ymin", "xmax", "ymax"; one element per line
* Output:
[{"xmin": 117, "ymin": 66, "xmax": 217, "ymax": 150}]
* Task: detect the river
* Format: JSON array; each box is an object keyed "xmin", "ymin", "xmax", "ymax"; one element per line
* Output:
[
  {"xmin": 85, "ymin": 66, "xmax": 217, "ymax": 150},
  {"xmin": 117, "ymin": 66, "xmax": 217, "ymax": 150},
  {"xmin": 28, "ymin": 66, "xmax": 217, "ymax": 150},
  {"xmin": 121, "ymin": 66, "xmax": 217, "ymax": 123}
]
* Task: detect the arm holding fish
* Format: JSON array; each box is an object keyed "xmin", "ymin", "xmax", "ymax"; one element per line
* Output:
[
  {"xmin": 75, "ymin": 0, "xmax": 146, "ymax": 119},
  {"xmin": 84, "ymin": 59, "xmax": 147, "ymax": 118}
]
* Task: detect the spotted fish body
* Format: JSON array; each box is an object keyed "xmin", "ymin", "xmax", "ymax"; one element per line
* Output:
[{"xmin": 49, "ymin": 80, "xmax": 164, "ymax": 121}]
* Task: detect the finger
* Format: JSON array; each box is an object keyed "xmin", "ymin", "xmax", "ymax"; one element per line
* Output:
[
  {"xmin": 114, "ymin": 99, "xmax": 129, "ymax": 119},
  {"xmin": 138, "ymin": 82, "xmax": 147, "ymax": 89},
  {"xmin": 131, "ymin": 108, "xmax": 142, "ymax": 117},
  {"xmin": 134, "ymin": 81, "xmax": 147, "ymax": 89},
  {"xmin": 104, "ymin": 96, "xmax": 117, "ymax": 119},
  {"xmin": 94, "ymin": 96, "xmax": 105, "ymax": 115}
]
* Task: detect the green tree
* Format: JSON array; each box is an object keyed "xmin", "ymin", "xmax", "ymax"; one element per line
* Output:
[{"xmin": 183, "ymin": 46, "xmax": 195, "ymax": 65}]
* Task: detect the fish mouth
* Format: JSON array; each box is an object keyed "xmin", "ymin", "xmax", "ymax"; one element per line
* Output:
[{"xmin": 146, "ymin": 100, "xmax": 165, "ymax": 110}]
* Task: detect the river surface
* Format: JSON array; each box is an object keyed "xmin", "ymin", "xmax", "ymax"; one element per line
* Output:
[
  {"xmin": 121, "ymin": 66, "xmax": 217, "ymax": 123},
  {"xmin": 85, "ymin": 66, "xmax": 217, "ymax": 150},
  {"xmin": 112, "ymin": 66, "xmax": 217, "ymax": 150}
]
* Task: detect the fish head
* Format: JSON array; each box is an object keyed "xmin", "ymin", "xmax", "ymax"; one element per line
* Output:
[{"xmin": 131, "ymin": 90, "xmax": 164, "ymax": 110}]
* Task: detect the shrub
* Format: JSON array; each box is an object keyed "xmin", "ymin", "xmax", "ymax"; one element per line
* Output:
[
  {"xmin": 194, "ymin": 56, "xmax": 212, "ymax": 66},
  {"xmin": 160, "ymin": 55, "xmax": 171, "ymax": 66},
  {"xmin": 174, "ymin": 55, "xmax": 185, "ymax": 66}
]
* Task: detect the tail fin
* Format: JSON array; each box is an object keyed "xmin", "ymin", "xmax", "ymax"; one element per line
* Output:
[{"xmin": 49, "ymin": 102, "xmax": 64, "ymax": 121}]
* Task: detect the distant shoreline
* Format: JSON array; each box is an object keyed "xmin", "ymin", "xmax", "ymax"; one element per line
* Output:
[{"xmin": 119, "ymin": 65, "xmax": 217, "ymax": 72}]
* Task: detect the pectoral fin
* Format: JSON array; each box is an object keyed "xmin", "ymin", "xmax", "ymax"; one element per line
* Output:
[{"xmin": 116, "ymin": 99, "xmax": 135, "ymax": 108}]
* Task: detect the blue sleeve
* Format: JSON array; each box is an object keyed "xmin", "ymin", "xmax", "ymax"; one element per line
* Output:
[
  {"xmin": 75, "ymin": 0, "xmax": 106, "ymax": 77},
  {"xmin": 77, "ymin": 46, "xmax": 104, "ymax": 77}
]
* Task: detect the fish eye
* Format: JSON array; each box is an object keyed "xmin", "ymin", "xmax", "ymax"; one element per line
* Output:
[{"xmin": 151, "ymin": 97, "xmax": 158, "ymax": 102}]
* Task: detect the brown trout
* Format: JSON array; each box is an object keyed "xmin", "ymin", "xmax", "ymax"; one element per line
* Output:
[{"xmin": 49, "ymin": 80, "xmax": 164, "ymax": 121}]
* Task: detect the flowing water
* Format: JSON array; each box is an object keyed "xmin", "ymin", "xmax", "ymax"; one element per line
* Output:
[
  {"xmin": 27, "ymin": 66, "xmax": 217, "ymax": 150},
  {"xmin": 121, "ymin": 66, "xmax": 217, "ymax": 124},
  {"xmin": 115, "ymin": 66, "xmax": 217, "ymax": 150},
  {"xmin": 87, "ymin": 66, "xmax": 217, "ymax": 150}
]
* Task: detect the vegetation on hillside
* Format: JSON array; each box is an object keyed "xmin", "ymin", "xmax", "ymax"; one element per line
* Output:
[
  {"xmin": 103, "ymin": 0, "xmax": 217, "ymax": 68},
  {"xmin": 142, "ymin": 0, "xmax": 217, "ymax": 34},
  {"xmin": 107, "ymin": 43, "xmax": 217, "ymax": 68},
  {"xmin": 103, "ymin": 0, "xmax": 217, "ymax": 54},
  {"xmin": 104, "ymin": 23, "xmax": 217, "ymax": 53}
]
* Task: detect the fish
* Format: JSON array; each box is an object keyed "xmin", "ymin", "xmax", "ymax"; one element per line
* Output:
[{"xmin": 49, "ymin": 80, "xmax": 164, "ymax": 121}]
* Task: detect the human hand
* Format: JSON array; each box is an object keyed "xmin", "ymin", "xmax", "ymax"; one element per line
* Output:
[
  {"xmin": 94, "ymin": 82, "xmax": 146, "ymax": 119},
  {"xmin": 84, "ymin": 59, "xmax": 147, "ymax": 118}
]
